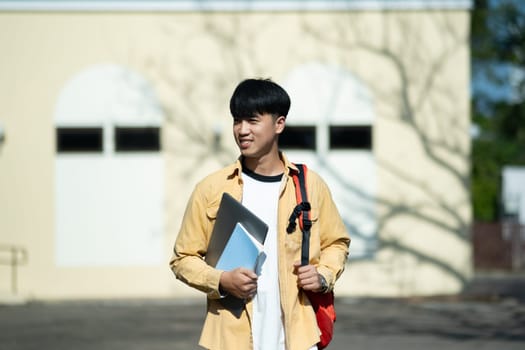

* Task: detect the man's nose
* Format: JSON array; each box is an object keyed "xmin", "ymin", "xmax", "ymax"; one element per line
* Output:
[{"xmin": 238, "ymin": 120, "xmax": 250, "ymax": 134}]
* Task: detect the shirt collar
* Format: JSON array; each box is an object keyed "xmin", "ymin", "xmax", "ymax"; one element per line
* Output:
[{"xmin": 227, "ymin": 151, "xmax": 299, "ymax": 179}]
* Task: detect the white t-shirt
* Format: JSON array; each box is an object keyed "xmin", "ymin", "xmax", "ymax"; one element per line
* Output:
[
  {"xmin": 241, "ymin": 170, "xmax": 285, "ymax": 350},
  {"xmin": 242, "ymin": 168, "xmax": 318, "ymax": 350}
]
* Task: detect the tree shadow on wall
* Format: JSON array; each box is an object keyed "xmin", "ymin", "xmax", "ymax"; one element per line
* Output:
[
  {"xmin": 147, "ymin": 11, "xmax": 472, "ymax": 290},
  {"xmin": 297, "ymin": 10, "xmax": 472, "ymax": 289}
]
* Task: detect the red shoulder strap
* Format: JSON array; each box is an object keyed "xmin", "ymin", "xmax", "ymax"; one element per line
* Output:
[{"xmin": 288, "ymin": 163, "xmax": 311, "ymax": 266}]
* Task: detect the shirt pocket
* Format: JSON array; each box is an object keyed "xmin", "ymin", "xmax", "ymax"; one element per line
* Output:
[
  {"xmin": 205, "ymin": 198, "xmax": 222, "ymax": 241},
  {"xmin": 206, "ymin": 204, "xmax": 219, "ymax": 221}
]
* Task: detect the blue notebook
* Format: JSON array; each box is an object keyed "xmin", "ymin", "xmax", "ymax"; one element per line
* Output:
[{"xmin": 216, "ymin": 222, "xmax": 265, "ymax": 273}]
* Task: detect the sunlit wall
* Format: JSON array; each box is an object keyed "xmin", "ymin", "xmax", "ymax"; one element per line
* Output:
[{"xmin": 0, "ymin": 0, "xmax": 472, "ymax": 299}]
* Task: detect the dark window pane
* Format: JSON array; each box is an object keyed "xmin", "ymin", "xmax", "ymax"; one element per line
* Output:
[
  {"xmin": 115, "ymin": 127, "xmax": 160, "ymax": 152},
  {"xmin": 330, "ymin": 126, "xmax": 372, "ymax": 150},
  {"xmin": 280, "ymin": 126, "xmax": 316, "ymax": 150},
  {"xmin": 56, "ymin": 127, "xmax": 103, "ymax": 153}
]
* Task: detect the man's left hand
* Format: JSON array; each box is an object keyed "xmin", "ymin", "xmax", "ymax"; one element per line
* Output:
[{"xmin": 293, "ymin": 261, "xmax": 324, "ymax": 292}]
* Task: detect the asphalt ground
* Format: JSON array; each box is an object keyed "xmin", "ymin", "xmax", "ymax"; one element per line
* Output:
[{"xmin": 1, "ymin": 294, "xmax": 524, "ymax": 350}]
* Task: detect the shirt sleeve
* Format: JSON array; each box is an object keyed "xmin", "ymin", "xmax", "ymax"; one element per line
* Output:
[
  {"xmin": 313, "ymin": 173, "xmax": 351, "ymax": 290},
  {"xmin": 169, "ymin": 185, "xmax": 224, "ymax": 299}
]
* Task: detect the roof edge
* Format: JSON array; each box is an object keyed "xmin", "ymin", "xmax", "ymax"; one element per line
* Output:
[{"xmin": 0, "ymin": 1, "xmax": 474, "ymax": 12}]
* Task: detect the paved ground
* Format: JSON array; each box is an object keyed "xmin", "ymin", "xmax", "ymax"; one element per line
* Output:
[
  {"xmin": 1, "ymin": 297, "xmax": 524, "ymax": 350},
  {"xmin": 1, "ymin": 274, "xmax": 525, "ymax": 350}
]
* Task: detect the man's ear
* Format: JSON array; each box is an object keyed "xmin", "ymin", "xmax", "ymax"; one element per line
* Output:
[{"xmin": 275, "ymin": 116, "xmax": 286, "ymax": 134}]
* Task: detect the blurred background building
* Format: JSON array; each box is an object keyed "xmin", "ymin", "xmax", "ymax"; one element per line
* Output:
[{"xmin": 0, "ymin": 0, "xmax": 474, "ymax": 300}]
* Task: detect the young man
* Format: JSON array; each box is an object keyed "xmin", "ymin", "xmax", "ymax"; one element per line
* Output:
[{"xmin": 170, "ymin": 78, "xmax": 350, "ymax": 350}]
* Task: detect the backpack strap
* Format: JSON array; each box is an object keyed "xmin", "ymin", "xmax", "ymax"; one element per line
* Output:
[{"xmin": 286, "ymin": 163, "xmax": 311, "ymax": 266}]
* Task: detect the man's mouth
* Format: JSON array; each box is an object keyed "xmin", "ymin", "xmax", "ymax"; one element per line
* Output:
[{"xmin": 239, "ymin": 139, "xmax": 251, "ymax": 148}]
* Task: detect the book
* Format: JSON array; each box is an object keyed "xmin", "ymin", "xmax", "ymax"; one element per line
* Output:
[
  {"xmin": 215, "ymin": 222, "xmax": 265, "ymax": 274},
  {"xmin": 204, "ymin": 193, "xmax": 269, "ymax": 318},
  {"xmin": 205, "ymin": 192, "xmax": 268, "ymax": 268}
]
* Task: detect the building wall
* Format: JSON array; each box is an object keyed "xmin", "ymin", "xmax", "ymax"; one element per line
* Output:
[{"xmin": 0, "ymin": 8, "xmax": 471, "ymax": 299}]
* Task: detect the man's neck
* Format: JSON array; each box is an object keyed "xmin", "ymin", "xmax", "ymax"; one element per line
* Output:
[{"xmin": 242, "ymin": 153, "xmax": 284, "ymax": 177}]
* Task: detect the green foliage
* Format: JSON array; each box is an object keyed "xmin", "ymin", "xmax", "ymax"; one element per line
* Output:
[
  {"xmin": 472, "ymin": 0, "xmax": 525, "ymax": 65},
  {"xmin": 471, "ymin": 103, "xmax": 525, "ymax": 221},
  {"xmin": 471, "ymin": 0, "xmax": 525, "ymax": 222}
]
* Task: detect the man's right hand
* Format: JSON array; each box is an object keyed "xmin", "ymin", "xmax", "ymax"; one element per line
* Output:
[{"xmin": 219, "ymin": 268, "xmax": 258, "ymax": 299}]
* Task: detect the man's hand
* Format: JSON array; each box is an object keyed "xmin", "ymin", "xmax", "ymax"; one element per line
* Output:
[
  {"xmin": 293, "ymin": 261, "xmax": 323, "ymax": 292},
  {"xmin": 219, "ymin": 268, "xmax": 258, "ymax": 299}
]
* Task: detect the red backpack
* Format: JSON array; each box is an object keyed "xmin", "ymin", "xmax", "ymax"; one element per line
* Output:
[{"xmin": 287, "ymin": 164, "xmax": 336, "ymax": 349}]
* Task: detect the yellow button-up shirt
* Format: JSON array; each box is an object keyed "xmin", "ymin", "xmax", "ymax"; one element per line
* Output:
[{"xmin": 170, "ymin": 153, "xmax": 350, "ymax": 350}]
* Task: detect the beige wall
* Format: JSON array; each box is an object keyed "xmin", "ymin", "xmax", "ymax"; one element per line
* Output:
[{"xmin": 0, "ymin": 10, "xmax": 471, "ymax": 300}]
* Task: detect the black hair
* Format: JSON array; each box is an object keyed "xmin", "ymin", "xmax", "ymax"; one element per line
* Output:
[{"xmin": 229, "ymin": 78, "xmax": 291, "ymax": 119}]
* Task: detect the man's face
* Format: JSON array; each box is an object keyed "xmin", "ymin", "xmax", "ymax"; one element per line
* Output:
[{"xmin": 233, "ymin": 112, "xmax": 285, "ymax": 159}]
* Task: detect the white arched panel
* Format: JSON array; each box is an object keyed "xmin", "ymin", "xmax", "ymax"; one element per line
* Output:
[
  {"xmin": 55, "ymin": 64, "xmax": 163, "ymax": 127},
  {"xmin": 54, "ymin": 64, "xmax": 164, "ymax": 267},
  {"xmin": 284, "ymin": 62, "xmax": 374, "ymax": 125},
  {"xmin": 283, "ymin": 63, "xmax": 377, "ymax": 258}
]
